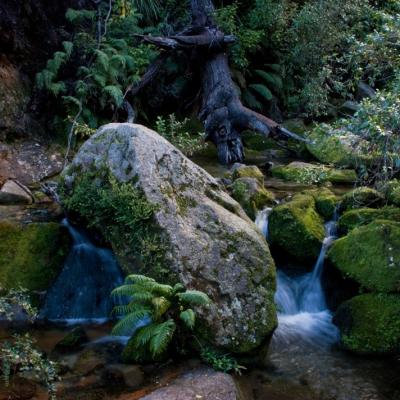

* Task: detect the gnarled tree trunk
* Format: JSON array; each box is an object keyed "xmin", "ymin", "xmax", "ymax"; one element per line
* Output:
[{"xmin": 133, "ymin": 0, "xmax": 305, "ymax": 164}]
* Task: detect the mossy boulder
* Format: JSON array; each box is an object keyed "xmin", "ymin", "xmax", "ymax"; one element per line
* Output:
[
  {"xmin": 303, "ymin": 188, "xmax": 338, "ymax": 220},
  {"xmin": 333, "ymin": 293, "xmax": 400, "ymax": 355},
  {"xmin": 383, "ymin": 179, "xmax": 400, "ymax": 207},
  {"xmin": 338, "ymin": 206, "xmax": 400, "ymax": 235},
  {"xmin": 62, "ymin": 123, "xmax": 277, "ymax": 354},
  {"xmin": 231, "ymin": 164, "xmax": 264, "ymax": 184},
  {"xmin": 271, "ymin": 162, "xmax": 356, "ymax": 185},
  {"xmin": 340, "ymin": 187, "xmax": 384, "ymax": 211},
  {"xmin": 269, "ymin": 194, "xmax": 325, "ymax": 264},
  {"xmin": 243, "ymin": 132, "xmax": 278, "ymax": 151},
  {"xmin": 0, "ymin": 222, "xmax": 70, "ymax": 292},
  {"xmin": 231, "ymin": 177, "xmax": 275, "ymax": 220},
  {"xmin": 306, "ymin": 125, "xmax": 369, "ymax": 167},
  {"xmin": 54, "ymin": 327, "xmax": 89, "ymax": 353},
  {"xmin": 328, "ymin": 221, "xmax": 400, "ymax": 293}
]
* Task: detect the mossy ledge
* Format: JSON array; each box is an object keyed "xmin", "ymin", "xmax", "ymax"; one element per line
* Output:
[{"xmin": 60, "ymin": 171, "xmax": 177, "ymax": 284}]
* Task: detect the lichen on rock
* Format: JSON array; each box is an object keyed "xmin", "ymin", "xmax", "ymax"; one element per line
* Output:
[{"xmin": 61, "ymin": 123, "xmax": 277, "ymax": 354}]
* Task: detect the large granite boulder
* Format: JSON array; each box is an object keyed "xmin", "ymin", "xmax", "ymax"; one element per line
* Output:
[{"xmin": 62, "ymin": 123, "xmax": 277, "ymax": 353}]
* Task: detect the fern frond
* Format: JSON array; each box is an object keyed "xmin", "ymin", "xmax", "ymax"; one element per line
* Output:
[
  {"xmin": 152, "ymin": 297, "xmax": 171, "ymax": 319},
  {"xmin": 172, "ymin": 283, "xmax": 185, "ymax": 294},
  {"xmin": 264, "ymin": 63, "xmax": 281, "ymax": 73},
  {"xmin": 111, "ymin": 284, "xmax": 136, "ymax": 298},
  {"xmin": 49, "ymin": 82, "xmax": 66, "ymax": 96},
  {"xmin": 178, "ymin": 290, "xmax": 211, "ymax": 306},
  {"xmin": 242, "ymin": 89, "xmax": 263, "ymax": 110},
  {"xmin": 111, "ymin": 307, "xmax": 151, "ymax": 335},
  {"xmin": 95, "ymin": 50, "xmax": 110, "ymax": 72},
  {"xmin": 249, "ymin": 84, "xmax": 273, "ymax": 101},
  {"xmin": 179, "ymin": 309, "xmax": 195, "ymax": 330},
  {"xmin": 104, "ymin": 85, "xmax": 124, "ymax": 107},
  {"xmin": 149, "ymin": 319, "xmax": 176, "ymax": 357},
  {"xmin": 92, "ymin": 73, "xmax": 107, "ymax": 88},
  {"xmin": 46, "ymin": 52, "xmax": 66, "ymax": 74},
  {"xmin": 110, "ymin": 54, "xmax": 127, "ymax": 69},
  {"xmin": 125, "ymin": 275, "xmax": 156, "ymax": 285},
  {"xmin": 132, "ymin": 292, "xmax": 154, "ymax": 303},
  {"xmin": 62, "ymin": 96, "xmax": 81, "ymax": 108},
  {"xmin": 134, "ymin": 323, "xmax": 159, "ymax": 346},
  {"xmin": 254, "ymin": 70, "xmax": 283, "ymax": 91},
  {"xmin": 62, "ymin": 41, "xmax": 73, "ymax": 58},
  {"xmin": 36, "ymin": 70, "xmax": 55, "ymax": 90},
  {"xmin": 135, "ymin": 281, "xmax": 173, "ymax": 297},
  {"xmin": 66, "ymin": 8, "xmax": 96, "ymax": 23}
]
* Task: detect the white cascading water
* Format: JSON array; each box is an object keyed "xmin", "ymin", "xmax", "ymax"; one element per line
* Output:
[
  {"xmin": 256, "ymin": 207, "xmax": 339, "ymax": 347},
  {"xmin": 41, "ymin": 219, "xmax": 124, "ymax": 322}
]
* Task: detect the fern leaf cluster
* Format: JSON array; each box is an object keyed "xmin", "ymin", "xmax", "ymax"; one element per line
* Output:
[{"xmin": 111, "ymin": 274, "xmax": 211, "ymax": 362}]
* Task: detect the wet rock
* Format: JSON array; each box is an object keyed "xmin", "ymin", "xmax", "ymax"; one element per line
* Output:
[
  {"xmin": 269, "ymin": 193, "xmax": 325, "ymax": 264},
  {"xmin": 73, "ymin": 349, "xmax": 107, "ymax": 376},
  {"xmin": 340, "ymin": 187, "xmax": 384, "ymax": 211},
  {"xmin": 54, "ymin": 327, "xmax": 89, "ymax": 353},
  {"xmin": 0, "ymin": 221, "xmax": 70, "ymax": 292},
  {"xmin": 334, "ymin": 293, "xmax": 400, "ymax": 355},
  {"xmin": 231, "ymin": 177, "xmax": 275, "ymax": 220},
  {"xmin": 271, "ymin": 162, "xmax": 356, "ymax": 185},
  {"xmin": 230, "ymin": 163, "xmax": 265, "ymax": 184},
  {"xmin": 303, "ymin": 187, "xmax": 338, "ymax": 220},
  {"xmin": 62, "ymin": 123, "xmax": 277, "ymax": 353},
  {"xmin": 0, "ymin": 141, "xmax": 64, "ymax": 186},
  {"xmin": 0, "ymin": 179, "xmax": 33, "ymax": 205},
  {"xmin": 328, "ymin": 220, "xmax": 400, "ymax": 293},
  {"xmin": 103, "ymin": 364, "xmax": 144, "ymax": 389},
  {"xmin": 139, "ymin": 367, "xmax": 238, "ymax": 400}
]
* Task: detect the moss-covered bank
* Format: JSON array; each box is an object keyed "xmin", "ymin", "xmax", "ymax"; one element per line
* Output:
[{"xmin": 0, "ymin": 222, "xmax": 70, "ymax": 292}]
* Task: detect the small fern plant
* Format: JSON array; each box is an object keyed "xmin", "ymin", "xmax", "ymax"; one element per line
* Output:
[{"xmin": 111, "ymin": 274, "xmax": 211, "ymax": 362}]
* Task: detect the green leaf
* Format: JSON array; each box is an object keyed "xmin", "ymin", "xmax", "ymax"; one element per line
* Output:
[
  {"xmin": 49, "ymin": 82, "xmax": 66, "ymax": 96},
  {"xmin": 179, "ymin": 309, "xmax": 195, "ymax": 329},
  {"xmin": 111, "ymin": 306, "xmax": 151, "ymax": 336},
  {"xmin": 134, "ymin": 323, "xmax": 159, "ymax": 347},
  {"xmin": 178, "ymin": 290, "xmax": 211, "ymax": 306},
  {"xmin": 104, "ymin": 85, "xmax": 124, "ymax": 107},
  {"xmin": 254, "ymin": 70, "xmax": 283, "ymax": 91},
  {"xmin": 95, "ymin": 50, "xmax": 110, "ymax": 72},
  {"xmin": 242, "ymin": 89, "xmax": 263, "ymax": 110},
  {"xmin": 111, "ymin": 284, "xmax": 136, "ymax": 298},
  {"xmin": 125, "ymin": 275, "xmax": 156, "ymax": 285},
  {"xmin": 152, "ymin": 297, "xmax": 171, "ymax": 319},
  {"xmin": 249, "ymin": 84, "xmax": 273, "ymax": 101},
  {"xmin": 62, "ymin": 41, "xmax": 74, "ymax": 58}
]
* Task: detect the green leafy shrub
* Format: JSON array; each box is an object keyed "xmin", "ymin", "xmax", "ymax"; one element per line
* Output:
[
  {"xmin": 0, "ymin": 286, "xmax": 37, "ymax": 321},
  {"xmin": 155, "ymin": 114, "xmax": 205, "ymax": 156},
  {"xmin": 111, "ymin": 274, "xmax": 211, "ymax": 362},
  {"xmin": 200, "ymin": 346, "xmax": 246, "ymax": 375}
]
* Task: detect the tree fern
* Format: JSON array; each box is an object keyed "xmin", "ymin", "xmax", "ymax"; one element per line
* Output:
[
  {"xmin": 111, "ymin": 306, "xmax": 151, "ymax": 336},
  {"xmin": 152, "ymin": 297, "xmax": 171, "ymax": 319},
  {"xmin": 104, "ymin": 85, "xmax": 124, "ymax": 107},
  {"xmin": 254, "ymin": 69, "xmax": 283, "ymax": 92},
  {"xmin": 242, "ymin": 89, "xmax": 263, "ymax": 110}
]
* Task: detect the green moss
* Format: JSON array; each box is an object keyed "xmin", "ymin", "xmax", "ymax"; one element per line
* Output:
[
  {"xmin": 0, "ymin": 222, "xmax": 70, "ymax": 292},
  {"xmin": 271, "ymin": 163, "xmax": 356, "ymax": 185},
  {"xmin": 243, "ymin": 132, "xmax": 279, "ymax": 151},
  {"xmin": 384, "ymin": 179, "xmax": 400, "ymax": 206},
  {"xmin": 61, "ymin": 172, "xmax": 176, "ymax": 283},
  {"xmin": 340, "ymin": 187, "xmax": 384, "ymax": 211},
  {"xmin": 269, "ymin": 194, "xmax": 325, "ymax": 263},
  {"xmin": 334, "ymin": 293, "xmax": 400, "ymax": 355},
  {"xmin": 338, "ymin": 206, "xmax": 400, "ymax": 234},
  {"xmin": 328, "ymin": 220, "xmax": 400, "ymax": 293},
  {"xmin": 232, "ymin": 165, "xmax": 264, "ymax": 184},
  {"xmin": 303, "ymin": 188, "xmax": 338, "ymax": 220},
  {"xmin": 231, "ymin": 178, "xmax": 275, "ymax": 220}
]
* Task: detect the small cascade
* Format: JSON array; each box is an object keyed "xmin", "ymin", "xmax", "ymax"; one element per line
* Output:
[
  {"xmin": 255, "ymin": 207, "xmax": 273, "ymax": 240},
  {"xmin": 255, "ymin": 208, "xmax": 340, "ymax": 347},
  {"xmin": 41, "ymin": 219, "xmax": 124, "ymax": 322}
]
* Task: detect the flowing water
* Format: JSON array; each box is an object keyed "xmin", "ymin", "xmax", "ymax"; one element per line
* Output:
[
  {"xmin": 253, "ymin": 208, "xmax": 400, "ymax": 400},
  {"xmin": 40, "ymin": 219, "xmax": 124, "ymax": 322}
]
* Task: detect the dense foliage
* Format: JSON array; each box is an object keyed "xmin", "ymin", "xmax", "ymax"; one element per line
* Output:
[{"xmin": 111, "ymin": 274, "xmax": 211, "ymax": 362}]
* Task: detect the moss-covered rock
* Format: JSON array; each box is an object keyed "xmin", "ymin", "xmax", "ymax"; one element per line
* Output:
[
  {"xmin": 340, "ymin": 187, "xmax": 384, "ymax": 211},
  {"xmin": 303, "ymin": 188, "xmax": 338, "ymax": 220},
  {"xmin": 243, "ymin": 132, "xmax": 279, "ymax": 151},
  {"xmin": 231, "ymin": 164, "xmax": 264, "ymax": 184},
  {"xmin": 231, "ymin": 177, "xmax": 275, "ymax": 220},
  {"xmin": 306, "ymin": 125, "xmax": 369, "ymax": 167},
  {"xmin": 328, "ymin": 221, "xmax": 400, "ymax": 293},
  {"xmin": 271, "ymin": 162, "xmax": 356, "ymax": 185},
  {"xmin": 269, "ymin": 194, "xmax": 325, "ymax": 264},
  {"xmin": 333, "ymin": 293, "xmax": 400, "ymax": 355},
  {"xmin": 338, "ymin": 207, "xmax": 400, "ymax": 235},
  {"xmin": 54, "ymin": 327, "xmax": 89, "ymax": 353},
  {"xmin": 384, "ymin": 179, "xmax": 400, "ymax": 207},
  {"xmin": 0, "ymin": 222, "xmax": 70, "ymax": 292}
]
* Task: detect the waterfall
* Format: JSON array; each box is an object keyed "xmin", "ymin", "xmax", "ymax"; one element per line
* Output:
[
  {"xmin": 41, "ymin": 219, "xmax": 124, "ymax": 322},
  {"xmin": 255, "ymin": 208, "xmax": 339, "ymax": 347},
  {"xmin": 255, "ymin": 207, "xmax": 273, "ymax": 240}
]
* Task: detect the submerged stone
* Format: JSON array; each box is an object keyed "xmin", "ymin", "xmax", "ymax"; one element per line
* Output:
[
  {"xmin": 328, "ymin": 221, "xmax": 400, "ymax": 293},
  {"xmin": 269, "ymin": 193, "xmax": 325, "ymax": 264},
  {"xmin": 62, "ymin": 123, "xmax": 277, "ymax": 354},
  {"xmin": 334, "ymin": 293, "xmax": 400, "ymax": 355}
]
